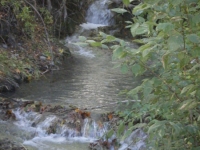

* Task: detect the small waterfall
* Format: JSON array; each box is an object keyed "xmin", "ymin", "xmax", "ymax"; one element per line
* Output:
[
  {"xmin": 85, "ymin": 0, "xmax": 114, "ymax": 25},
  {"xmin": 11, "ymin": 109, "xmax": 147, "ymax": 150},
  {"xmin": 82, "ymin": 118, "xmax": 109, "ymax": 138},
  {"xmin": 12, "ymin": 109, "xmax": 110, "ymax": 149}
]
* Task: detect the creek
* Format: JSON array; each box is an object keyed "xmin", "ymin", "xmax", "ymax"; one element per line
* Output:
[{"xmin": 0, "ymin": 0, "xmax": 146, "ymax": 149}]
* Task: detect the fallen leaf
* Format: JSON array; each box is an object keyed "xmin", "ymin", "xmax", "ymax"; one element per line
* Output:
[
  {"xmin": 108, "ymin": 113, "xmax": 113, "ymax": 120},
  {"xmin": 15, "ymin": 69, "xmax": 21, "ymax": 73}
]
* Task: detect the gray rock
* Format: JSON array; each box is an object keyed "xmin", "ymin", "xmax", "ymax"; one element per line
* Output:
[
  {"xmin": 7, "ymin": 34, "xmax": 16, "ymax": 48},
  {"xmin": 39, "ymin": 55, "xmax": 47, "ymax": 61},
  {"xmin": 11, "ymin": 54, "xmax": 19, "ymax": 58},
  {"xmin": 2, "ymin": 44, "xmax": 8, "ymax": 49},
  {"xmin": 119, "ymin": 129, "xmax": 147, "ymax": 150}
]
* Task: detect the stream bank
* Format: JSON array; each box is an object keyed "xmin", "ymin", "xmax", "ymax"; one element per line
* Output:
[{"xmin": 0, "ymin": 0, "xmax": 93, "ymax": 94}]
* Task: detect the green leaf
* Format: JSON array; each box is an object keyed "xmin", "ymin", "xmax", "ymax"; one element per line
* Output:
[
  {"xmin": 120, "ymin": 40, "xmax": 126, "ymax": 47},
  {"xmin": 192, "ymin": 146, "xmax": 200, "ymax": 150},
  {"xmin": 167, "ymin": 34, "xmax": 184, "ymax": 50},
  {"xmin": 132, "ymin": 64, "xmax": 141, "ymax": 76},
  {"xmin": 86, "ymin": 40, "xmax": 96, "ymax": 43},
  {"xmin": 107, "ymin": 35, "xmax": 115, "ymax": 40},
  {"xmin": 113, "ymin": 46, "xmax": 123, "ymax": 59},
  {"xmin": 187, "ymin": 64, "xmax": 200, "ymax": 72},
  {"xmin": 125, "ymin": 21, "xmax": 133, "ymax": 24},
  {"xmin": 122, "ymin": 0, "xmax": 130, "ymax": 6},
  {"xmin": 133, "ymin": 123, "xmax": 147, "ymax": 129},
  {"xmin": 143, "ymin": 80, "xmax": 153, "ymax": 100},
  {"xmin": 137, "ymin": 16, "xmax": 145, "ymax": 23},
  {"xmin": 106, "ymin": 129, "xmax": 114, "ymax": 139},
  {"xmin": 111, "ymin": 8, "xmax": 127, "ymax": 14},
  {"xmin": 121, "ymin": 128, "xmax": 133, "ymax": 141},
  {"xmin": 117, "ymin": 123, "xmax": 125, "ymax": 137},
  {"xmin": 192, "ymin": 13, "xmax": 200, "ymax": 24},
  {"xmin": 158, "ymin": 128, "xmax": 165, "ymax": 138},
  {"xmin": 148, "ymin": 121, "xmax": 164, "ymax": 134},
  {"xmin": 78, "ymin": 36, "xmax": 87, "ymax": 42},
  {"xmin": 132, "ymin": 3, "xmax": 150, "ymax": 16},
  {"xmin": 177, "ymin": 52, "xmax": 190, "ymax": 69},
  {"xmin": 186, "ymin": 125, "xmax": 198, "ymax": 134},
  {"xmin": 169, "ymin": 0, "xmax": 182, "ymax": 6},
  {"xmin": 181, "ymin": 84, "xmax": 195, "ymax": 95},
  {"xmin": 161, "ymin": 53, "xmax": 169, "ymax": 69},
  {"xmin": 169, "ymin": 122, "xmax": 182, "ymax": 135},
  {"xmin": 145, "ymin": 0, "xmax": 162, "ymax": 4},
  {"xmin": 142, "ymin": 48, "xmax": 151, "ymax": 57},
  {"xmin": 89, "ymin": 42, "xmax": 102, "ymax": 47},
  {"xmin": 121, "ymin": 64, "xmax": 128, "ymax": 74},
  {"xmin": 101, "ymin": 44, "xmax": 109, "ymax": 49},
  {"xmin": 133, "ymin": 39, "xmax": 144, "ymax": 44},
  {"xmin": 139, "ymin": 43, "xmax": 151, "ymax": 51},
  {"xmin": 73, "ymin": 42, "xmax": 89, "ymax": 47},
  {"xmin": 136, "ymin": 23, "xmax": 149, "ymax": 35},
  {"xmin": 179, "ymin": 99, "xmax": 195, "ymax": 110},
  {"xmin": 156, "ymin": 23, "xmax": 174, "ymax": 33},
  {"xmin": 128, "ymin": 86, "xmax": 142, "ymax": 96},
  {"xmin": 187, "ymin": 34, "xmax": 200, "ymax": 44},
  {"xmin": 110, "ymin": 45, "xmax": 120, "ymax": 50},
  {"xmin": 130, "ymin": 23, "xmax": 140, "ymax": 37},
  {"xmin": 99, "ymin": 32, "xmax": 107, "ymax": 38}
]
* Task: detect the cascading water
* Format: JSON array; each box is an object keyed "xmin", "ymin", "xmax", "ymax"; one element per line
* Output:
[
  {"xmin": 78, "ymin": 0, "xmax": 115, "ymax": 32},
  {"xmin": 11, "ymin": 109, "xmax": 110, "ymax": 150},
  {"xmin": 85, "ymin": 0, "xmax": 114, "ymax": 25}
]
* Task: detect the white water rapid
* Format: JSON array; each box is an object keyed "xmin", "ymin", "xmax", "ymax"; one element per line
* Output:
[
  {"xmin": 11, "ymin": 109, "xmax": 109, "ymax": 150},
  {"xmin": 85, "ymin": 0, "xmax": 114, "ymax": 26}
]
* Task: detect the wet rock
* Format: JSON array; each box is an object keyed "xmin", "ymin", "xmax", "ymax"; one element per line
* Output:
[
  {"xmin": 46, "ymin": 118, "xmax": 61, "ymax": 134},
  {"xmin": 34, "ymin": 101, "xmax": 42, "ymax": 112},
  {"xmin": 98, "ymin": 25, "xmax": 118, "ymax": 35},
  {"xmin": 120, "ymin": 129, "xmax": 147, "ymax": 150},
  {"xmin": 62, "ymin": 46, "xmax": 71, "ymax": 58},
  {"xmin": 2, "ymin": 44, "xmax": 8, "ymax": 49},
  {"xmin": 7, "ymin": 34, "xmax": 16, "ymax": 48},
  {"xmin": 0, "ymin": 82, "xmax": 16, "ymax": 93},
  {"xmin": 4, "ymin": 109, "xmax": 16, "ymax": 120},
  {"xmin": 13, "ymin": 74, "xmax": 23, "ymax": 84},
  {"xmin": 39, "ymin": 55, "xmax": 47, "ymax": 61},
  {"xmin": 46, "ymin": 105, "xmax": 72, "ymax": 114},
  {"xmin": 0, "ymin": 77, "xmax": 19, "ymax": 93},
  {"xmin": 0, "ymin": 98, "xmax": 34, "ymax": 110},
  {"xmin": 0, "ymin": 138, "xmax": 26, "ymax": 150}
]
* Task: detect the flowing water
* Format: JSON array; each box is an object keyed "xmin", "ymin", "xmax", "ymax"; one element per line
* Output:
[
  {"xmin": 0, "ymin": 0, "xmax": 145, "ymax": 149},
  {"xmin": 86, "ymin": 0, "xmax": 114, "ymax": 25}
]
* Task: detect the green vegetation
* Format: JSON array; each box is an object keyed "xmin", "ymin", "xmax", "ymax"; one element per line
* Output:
[
  {"xmin": 0, "ymin": 0, "xmax": 87, "ymax": 91},
  {"xmin": 0, "ymin": 0, "xmax": 51, "ymax": 84},
  {"xmin": 79, "ymin": 0, "xmax": 200, "ymax": 149}
]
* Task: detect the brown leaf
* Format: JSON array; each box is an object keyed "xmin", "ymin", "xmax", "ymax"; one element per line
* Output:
[
  {"xmin": 75, "ymin": 109, "xmax": 91, "ymax": 119},
  {"xmin": 15, "ymin": 69, "xmax": 21, "ymax": 73},
  {"xmin": 108, "ymin": 113, "xmax": 113, "ymax": 120},
  {"xmin": 5, "ymin": 110, "xmax": 16, "ymax": 120}
]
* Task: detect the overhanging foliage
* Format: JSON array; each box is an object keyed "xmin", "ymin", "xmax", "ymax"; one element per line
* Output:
[{"xmin": 77, "ymin": 0, "xmax": 200, "ymax": 149}]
